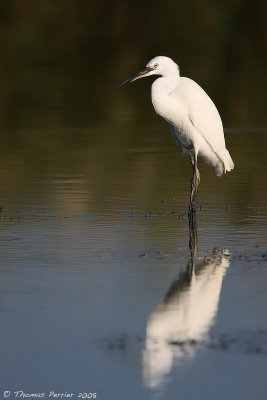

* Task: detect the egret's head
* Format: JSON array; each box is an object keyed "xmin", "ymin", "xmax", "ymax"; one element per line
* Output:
[{"xmin": 120, "ymin": 56, "xmax": 179, "ymax": 87}]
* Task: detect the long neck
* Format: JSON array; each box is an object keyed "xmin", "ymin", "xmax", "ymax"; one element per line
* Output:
[
  {"xmin": 151, "ymin": 72, "xmax": 180, "ymax": 119},
  {"xmin": 152, "ymin": 71, "xmax": 180, "ymax": 96}
]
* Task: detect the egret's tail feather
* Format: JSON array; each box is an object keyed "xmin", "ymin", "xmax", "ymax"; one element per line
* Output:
[
  {"xmin": 214, "ymin": 160, "xmax": 224, "ymax": 177},
  {"xmin": 223, "ymin": 150, "xmax": 234, "ymax": 173},
  {"xmin": 213, "ymin": 149, "xmax": 234, "ymax": 176}
]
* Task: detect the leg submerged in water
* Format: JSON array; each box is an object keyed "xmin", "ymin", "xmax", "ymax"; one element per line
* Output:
[{"xmin": 188, "ymin": 153, "xmax": 200, "ymax": 215}]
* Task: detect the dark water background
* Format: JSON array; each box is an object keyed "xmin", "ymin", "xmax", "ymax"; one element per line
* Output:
[{"xmin": 0, "ymin": 1, "xmax": 267, "ymax": 399}]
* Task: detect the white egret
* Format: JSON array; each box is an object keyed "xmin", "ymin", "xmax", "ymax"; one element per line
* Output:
[{"xmin": 120, "ymin": 56, "xmax": 234, "ymax": 214}]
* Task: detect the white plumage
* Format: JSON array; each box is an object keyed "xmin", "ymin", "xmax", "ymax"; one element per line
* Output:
[
  {"xmin": 121, "ymin": 56, "xmax": 234, "ymax": 176},
  {"xmin": 149, "ymin": 56, "xmax": 234, "ymax": 175}
]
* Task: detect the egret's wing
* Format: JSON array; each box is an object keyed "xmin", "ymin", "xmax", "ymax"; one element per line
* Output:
[{"xmin": 174, "ymin": 77, "xmax": 226, "ymax": 153}]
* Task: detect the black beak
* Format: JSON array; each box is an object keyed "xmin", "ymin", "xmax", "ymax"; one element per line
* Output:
[{"xmin": 120, "ymin": 66, "xmax": 153, "ymax": 87}]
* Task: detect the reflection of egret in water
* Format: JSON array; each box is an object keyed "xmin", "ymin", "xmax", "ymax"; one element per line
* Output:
[{"xmin": 143, "ymin": 213, "xmax": 230, "ymax": 389}]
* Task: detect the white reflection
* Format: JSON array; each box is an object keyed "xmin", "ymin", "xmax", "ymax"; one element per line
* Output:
[{"xmin": 143, "ymin": 215, "xmax": 230, "ymax": 389}]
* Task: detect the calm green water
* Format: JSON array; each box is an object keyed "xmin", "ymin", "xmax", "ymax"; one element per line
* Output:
[{"xmin": 1, "ymin": 2, "xmax": 267, "ymax": 399}]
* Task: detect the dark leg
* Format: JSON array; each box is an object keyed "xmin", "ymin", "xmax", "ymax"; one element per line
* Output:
[
  {"xmin": 188, "ymin": 206, "xmax": 198, "ymax": 256},
  {"xmin": 188, "ymin": 153, "xmax": 200, "ymax": 216},
  {"xmin": 187, "ymin": 209, "xmax": 198, "ymax": 274}
]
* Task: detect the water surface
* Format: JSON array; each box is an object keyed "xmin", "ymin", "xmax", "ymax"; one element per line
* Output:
[{"xmin": 1, "ymin": 124, "xmax": 267, "ymax": 399}]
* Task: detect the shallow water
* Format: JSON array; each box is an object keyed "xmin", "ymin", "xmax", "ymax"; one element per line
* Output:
[{"xmin": 0, "ymin": 124, "xmax": 267, "ymax": 399}]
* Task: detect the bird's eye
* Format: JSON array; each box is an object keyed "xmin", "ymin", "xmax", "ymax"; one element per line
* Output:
[{"xmin": 154, "ymin": 63, "xmax": 159, "ymax": 69}]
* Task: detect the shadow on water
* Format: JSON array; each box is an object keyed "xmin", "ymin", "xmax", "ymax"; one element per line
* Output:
[{"xmin": 142, "ymin": 212, "xmax": 230, "ymax": 389}]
